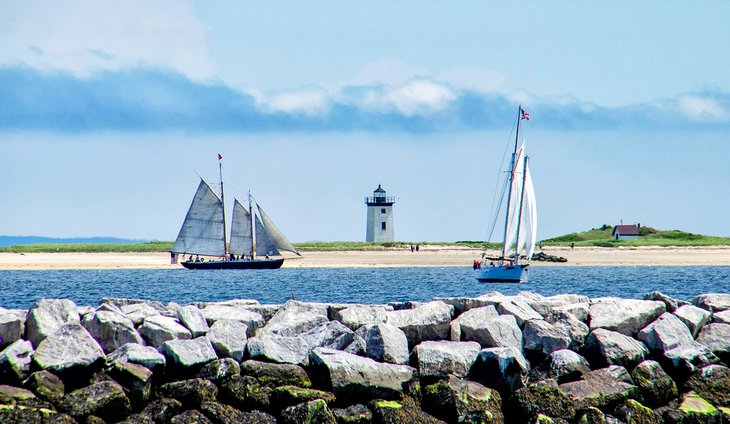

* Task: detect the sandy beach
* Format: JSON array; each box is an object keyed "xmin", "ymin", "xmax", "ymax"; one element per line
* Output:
[{"xmin": 1, "ymin": 246, "xmax": 730, "ymax": 270}]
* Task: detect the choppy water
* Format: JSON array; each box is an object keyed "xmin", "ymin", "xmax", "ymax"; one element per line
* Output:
[{"xmin": 1, "ymin": 266, "xmax": 729, "ymax": 309}]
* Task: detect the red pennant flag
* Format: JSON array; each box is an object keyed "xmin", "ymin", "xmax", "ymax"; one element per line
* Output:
[
  {"xmin": 218, "ymin": 153, "xmax": 223, "ymax": 160},
  {"xmin": 520, "ymin": 108, "xmax": 530, "ymax": 120}
]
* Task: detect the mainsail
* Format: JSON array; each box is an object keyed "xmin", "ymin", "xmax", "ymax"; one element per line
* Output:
[
  {"xmin": 257, "ymin": 204, "xmax": 301, "ymax": 256},
  {"xmin": 503, "ymin": 147, "xmax": 524, "ymax": 254},
  {"xmin": 229, "ymin": 198, "xmax": 253, "ymax": 255},
  {"xmin": 171, "ymin": 179, "xmax": 226, "ymax": 257}
]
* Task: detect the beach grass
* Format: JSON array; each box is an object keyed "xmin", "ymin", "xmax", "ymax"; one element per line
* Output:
[
  {"xmin": 541, "ymin": 225, "xmax": 730, "ymax": 247},
  {"xmin": 1, "ymin": 228, "xmax": 728, "ymax": 253}
]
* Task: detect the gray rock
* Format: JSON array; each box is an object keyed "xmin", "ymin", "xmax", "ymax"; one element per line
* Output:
[
  {"xmin": 692, "ymin": 293, "xmax": 730, "ymax": 312},
  {"xmin": 259, "ymin": 300, "xmax": 329, "ymax": 337},
  {"xmin": 332, "ymin": 404, "xmax": 372, "ymax": 424},
  {"xmin": 0, "ymin": 339, "xmax": 33, "ymax": 382},
  {"xmin": 683, "ymin": 364, "xmax": 730, "ymax": 409},
  {"xmin": 25, "ymin": 299, "xmax": 79, "ymax": 347},
  {"xmin": 713, "ymin": 309, "xmax": 730, "ymax": 324},
  {"xmin": 206, "ymin": 319, "xmax": 248, "ymax": 362},
  {"xmin": 311, "ymin": 347, "xmax": 416, "ymax": 399},
  {"xmin": 630, "ymin": 360, "xmax": 677, "ymax": 407},
  {"xmin": 663, "ymin": 340, "xmax": 720, "ymax": 378},
  {"xmin": 281, "ymin": 399, "xmax": 336, "ymax": 424},
  {"xmin": 59, "ymin": 381, "xmax": 131, "ymax": 422},
  {"xmin": 551, "ymin": 302, "xmax": 590, "ymax": 323},
  {"xmin": 421, "ymin": 376, "xmax": 503, "ymax": 424},
  {"xmin": 197, "ymin": 358, "xmax": 240, "ymax": 383},
  {"xmin": 102, "ymin": 298, "xmax": 168, "ymax": 313},
  {"xmin": 82, "ymin": 310, "xmax": 143, "ymax": 353},
  {"xmin": 470, "ymin": 347, "xmax": 529, "ymax": 393},
  {"xmin": 637, "ymin": 312, "xmax": 693, "ymax": 353},
  {"xmin": 247, "ymin": 334, "xmax": 310, "ymax": 365},
  {"xmin": 157, "ymin": 378, "xmax": 218, "ymax": 407},
  {"xmin": 589, "ymin": 297, "xmax": 665, "ymax": 337},
  {"xmin": 528, "ymin": 294, "xmax": 590, "ymax": 318},
  {"xmin": 170, "ymin": 410, "xmax": 213, "ymax": 424},
  {"xmin": 584, "ymin": 328, "xmax": 649, "ymax": 368},
  {"xmin": 201, "ymin": 304, "xmax": 264, "ymax": 332},
  {"xmin": 696, "ymin": 323, "xmax": 730, "ymax": 362},
  {"xmin": 107, "ymin": 343, "xmax": 166, "ymax": 372},
  {"xmin": 121, "ymin": 303, "xmax": 161, "ymax": 326},
  {"xmin": 547, "ymin": 309, "xmax": 589, "ymax": 350},
  {"xmin": 241, "ymin": 303, "xmax": 280, "ymax": 322},
  {"xmin": 177, "ymin": 305, "xmax": 209, "ymax": 338},
  {"xmin": 343, "ymin": 334, "xmax": 366, "ymax": 356},
  {"xmin": 414, "ymin": 340, "xmax": 481, "ymax": 378},
  {"xmin": 138, "ymin": 315, "xmax": 191, "ymax": 348},
  {"xmin": 523, "ymin": 319, "xmax": 571, "ymax": 357},
  {"xmin": 25, "ymin": 370, "xmax": 65, "ymax": 403},
  {"xmin": 673, "ymin": 304, "xmax": 711, "ymax": 338},
  {"xmin": 497, "ymin": 300, "xmax": 543, "ymax": 327},
  {"xmin": 334, "ymin": 305, "xmax": 391, "ymax": 330},
  {"xmin": 0, "ymin": 310, "xmax": 26, "ymax": 349},
  {"xmin": 433, "ymin": 295, "xmax": 502, "ymax": 316},
  {"xmin": 385, "ymin": 301, "xmax": 453, "ymax": 349},
  {"xmin": 109, "ymin": 360, "xmax": 154, "ymax": 408},
  {"xmin": 357, "ymin": 323, "xmax": 409, "ymax": 364},
  {"xmin": 300, "ymin": 320, "xmax": 354, "ymax": 350},
  {"xmin": 194, "ymin": 298, "xmax": 260, "ymax": 308},
  {"xmin": 547, "ymin": 349, "xmax": 591, "ymax": 383},
  {"xmin": 33, "ymin": 323, "xmax": 105, "ymax": 374},
  {"xmin": 239, "ymin": 360, "xmax": 311, "ymax": 388},
  {"xmin": 160, "ymin": 337, "xmax": 217, "ymax": 371},
  {"xmin": 644, "ymin": 291, "xmax": 680, "ymax": 312},
  {"xmin": 460, "ymin": 313, "xmax": 522, "ymax": 350},
  {"xmin": 449, "ymin": 305, "xmax": 499, "ymax": 342},
  {"xmin": 559, "ymin": 367, "xmax": 640, "ymax": 411}
]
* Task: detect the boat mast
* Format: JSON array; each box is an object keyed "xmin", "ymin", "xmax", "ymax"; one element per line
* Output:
[
  {"xmin": 249, "ymin": 191, "xmax": 255, "ymax": 259},
  {"xmin": 514, "ymin": 156, "xmax": 529, "ymax": 264},
  {"xmin": 219, "ymin": 157, "xmax": 228, "ymax": 258},
  {"xmin": 500, "ymin": 106, "xmax": 522, "ymax": 262}
]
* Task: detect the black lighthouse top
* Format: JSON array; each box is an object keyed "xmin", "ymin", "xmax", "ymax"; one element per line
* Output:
[{"xmin": 365, "ymin": 184, "xmax": 395, "ymax": 206}]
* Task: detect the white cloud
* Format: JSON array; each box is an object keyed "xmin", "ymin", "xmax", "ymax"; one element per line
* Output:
[
  {"xmin": 254, "ymin": 87, "xmax": 331, "ymax": 116},
  {"xmin": 677, "ymin": 95, "xmax": 729, "ymax": 122},
  {"xmin": 385, "ymin": 79, "xmax": 457, "ymax": 117},
  {"xmin": 0, "ymin": 1, "xmax": 213, "ymax": 79},
  {"xmin": 344, "ymin": 58, "xmax": 430, "ymax": 88}
]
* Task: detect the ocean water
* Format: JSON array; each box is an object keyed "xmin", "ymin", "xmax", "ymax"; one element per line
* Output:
[{"xmin": 1, "ymin": 266, "xmax": 728, "ymax": 309}]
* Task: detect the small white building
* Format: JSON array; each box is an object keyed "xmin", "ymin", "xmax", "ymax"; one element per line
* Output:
[
  {"xmin": 365, "ymin": 185, "xmax": 395, "ymax": 242},
  {"xmin": 613, "ymin": 224, "xmax": 640, "ymax": 240}
]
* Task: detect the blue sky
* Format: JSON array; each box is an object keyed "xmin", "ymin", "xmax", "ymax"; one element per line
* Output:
[{"xmin": 1, "ymin": 1, "xmax": 729, "ymax": 242}]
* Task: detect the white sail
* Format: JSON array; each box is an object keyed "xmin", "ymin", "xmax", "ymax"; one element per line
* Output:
[
  {"xmin": 255, "ymin": 214, "xmax": 280, "ymax": 257},
  {"xmin": 503, "ymin": 147, "xmax": 524, "ymax": 254},
  {"xmin": 257, "ymin": 204, "xmax": 301, "ymax": 256},
  {"xmin": 229, "ymin": 198, "xmax": 253, "ymax": 255},
  {"xmin": 522, "ymin": 162, "xmax": 537, "ymax": 259},
  {"xmin": 171, "ymin": 179, "xmax": 226, "ymax": 256}
]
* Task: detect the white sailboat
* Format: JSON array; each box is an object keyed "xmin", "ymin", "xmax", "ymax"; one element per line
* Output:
[
  {"xmin": 170, "ymin": 157, "xmax": 300, "ymax": 270},
  {"xmin": 474, "ymin": 106, "xmax": 537, "ymax": 283}
]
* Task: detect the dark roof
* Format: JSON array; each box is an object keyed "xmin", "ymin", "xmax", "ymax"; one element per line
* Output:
[
  {"xmin": 374, "ymin": 184, "xmax": 386, "ymax": 193},
  {"xmin": 613, "ymin": 225, "xmax": 640, "ymax": 236}
]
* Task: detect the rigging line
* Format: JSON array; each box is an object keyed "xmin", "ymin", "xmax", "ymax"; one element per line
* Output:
[{"xmin": 483, "ymin": 122, "xmax": 517, "ymax": 246}]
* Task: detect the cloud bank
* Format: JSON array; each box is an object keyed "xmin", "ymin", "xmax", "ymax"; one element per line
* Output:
[{"xmin": 1, "ymin": 66, "xmax": 728, "ymax": 133}]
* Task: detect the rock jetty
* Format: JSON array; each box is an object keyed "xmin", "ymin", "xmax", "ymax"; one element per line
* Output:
[{"xmin": 0, "ymin": 292, "xmax": 728, "ymax": 423}]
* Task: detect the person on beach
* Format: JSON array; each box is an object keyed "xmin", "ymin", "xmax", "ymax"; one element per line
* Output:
[
  {"xmin": 416, "ymin": 244, "xmax": 420, "ymax": 252},
  {"xmin": 571, "ymin": 242, "xmax": 574, "ymax": 251},
  {"xmin": 410, "ymin": 244, "xmax": 414, "ymax": 252}
]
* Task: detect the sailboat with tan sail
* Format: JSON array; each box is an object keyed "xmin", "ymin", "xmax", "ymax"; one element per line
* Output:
[{"xmin": 170, "ymin": 155, "xmax": 300, "ymax": 269}]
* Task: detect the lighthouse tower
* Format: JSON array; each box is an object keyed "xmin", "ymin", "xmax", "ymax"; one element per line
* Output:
[{"xmin": 365, "ymin": 184, "xmax": 395, "ymax": 242}]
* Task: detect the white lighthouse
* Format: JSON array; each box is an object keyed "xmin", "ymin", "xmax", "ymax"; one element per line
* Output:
[{"xmin": 365, "ymin": 184, "xmax": 395, "ymax": 242}]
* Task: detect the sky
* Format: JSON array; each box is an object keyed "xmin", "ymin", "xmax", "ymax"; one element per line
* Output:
[{"xmin": 1, "ymin": 1, "xmax": 729, "ymax": 243}]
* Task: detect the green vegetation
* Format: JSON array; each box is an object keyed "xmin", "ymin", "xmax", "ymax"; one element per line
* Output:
[
  {"xmin": 1, "ymin": 226, "xmax": 728, "ymax": 253},
  {"xmin": 0, "ymin": 241, "xmax": 173, "ymax": 253},
  {"xmin": 541, "ymin": 225, "xmax": 730, "ymax": 247}
]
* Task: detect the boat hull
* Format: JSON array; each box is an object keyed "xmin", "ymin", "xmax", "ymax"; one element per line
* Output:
[
  {"xmin": 475, "ymin": 264, "xmax": 529, "ymax": 282},
  {"xmin": 181, "ymin": 259, "xmax": 284, "ymax": 270}
]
